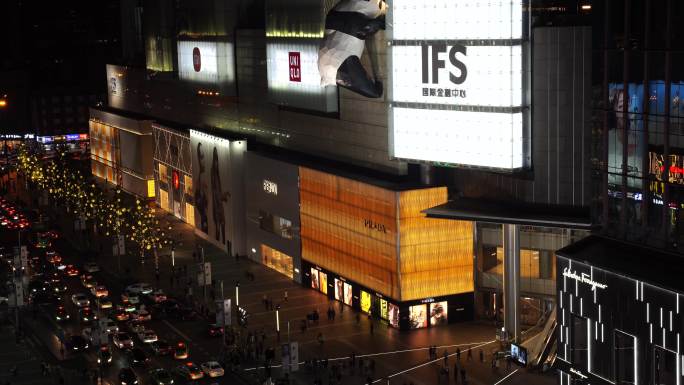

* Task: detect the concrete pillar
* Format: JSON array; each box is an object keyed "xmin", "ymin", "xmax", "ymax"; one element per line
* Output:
[
  {"xmin": 419, "ymin": 164, "xmax": 434, "ymax": 186},
  {"xmin": 503, "ymin": 223, "xmax": 521, "ymax": 342}
]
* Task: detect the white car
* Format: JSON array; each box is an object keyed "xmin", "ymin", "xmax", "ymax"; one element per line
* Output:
[
  {"xmin": 90, "ymin": 285, "xmax": 108, "ymax": 298},
  {"xmin": 83, "ymin": 262, "xmax": 100, "ymax": 273},
  {"xmin": 71, "ymin": 293, "xmax": 90, "ymax": 307},
  {"xmin": 139, "ymin": 330, "xmax": 158, "ymax": 344},
  {"xmin": 200, "ymin": 361, "xmax": 224, "ymax": 378},
  {"xmin": 125, "ymin": 283, "xmax": 153, "ymax": 295},
  {"xmin": 103, "ymin": 319, "xmax": 119, "ymax": 334},
  {"xmin": 113, "ymin": 332, "xmax": 134, "ymax": 349}
]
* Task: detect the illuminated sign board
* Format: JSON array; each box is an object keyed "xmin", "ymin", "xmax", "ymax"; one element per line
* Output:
[
  {"xmin": 263, "ymin": 180, "xmax": 278, "ymax": 195},
  {"xmin": 562, "ymin": 267, "xmax": 607, "ymax": 291},
  {"xmin": 389, "ymin": 0, "xmax": 528, "ymax": 170},
  {"xmin": 266, "ymin": 40, "xmax": 338, "ymax": 112},
  {"xmin": 178, "ymin": 40, "xmax": 235, "ymax": 92}
]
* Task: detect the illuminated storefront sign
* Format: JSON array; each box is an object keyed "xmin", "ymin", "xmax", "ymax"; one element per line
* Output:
[
  {"xmin": 389, "ymin": 0, "xmax": 527, "ymax": 170},
  {"xmin": 562, "ymin": 267, "xmax": 608, "ymax": 291},
  {"xmin": 263, "ymin": 180, "xmax": 278, "ymax": 196},
  {"xmin": 266, "ymin": 41, "xmax": 337, "ymax": 112},
  {"xmin": 363, "ymin": 218, "xmax": 387, "ymax": 233},
  {"xmin": 178, "ymin": 40, "xmax": 235, "ymax": 90},
  {"xmin": 37, "ymin": 133, "xmax": 89, "ymax": 144}
]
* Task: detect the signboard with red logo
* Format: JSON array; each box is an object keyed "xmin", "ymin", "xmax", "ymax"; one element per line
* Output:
[
  {"xmin": 172, "ymin": 170, "xmax": 180, "ymax": 191},
  {"xmin": 192, "ymin": 47, "xmax": 202, "ymax": 72},
  {"xmin": 289, "ymin": 52, "xmax": 301, "ymax": 82}
]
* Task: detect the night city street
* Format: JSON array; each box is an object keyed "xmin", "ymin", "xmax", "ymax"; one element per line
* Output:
[{"xmin": 2, "ymin": 1, "xmax": 684, "ymax": 385}]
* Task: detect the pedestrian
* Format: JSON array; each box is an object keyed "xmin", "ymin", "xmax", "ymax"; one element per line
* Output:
[
  {"xmin": 443, "ymin": 349, "xmax": 448, "ymax": 365},
  {"xmin": 331, "ymin": 308, "xmax": 336, "ymax": 320},
  {"xmin": 506, "ymin": 357, "xmax": 511, "ymax": 371},
  {"xmin": 479, "ymin": 349, "xmax": 484, "ymax": 363},
  {"xmin": 284, "ymin": 290, "xmax": 288, "ymax": 302},
  {"xmin": 454, "ymin": 364, "xmax": 459, "ymax": 384},
  {"xmin": 456, "ymin": 347, "xmax": 461, "ymax": 361},
  {"xmin": 467, "ymin": 347, "xmax": 472, "ymax": 361},
  {"xmin": 192, "ymin": 251, "xmax": 197, "ymax": 261},
  {"xmin": 461, "ymin": 369, "xmax": 466, "ymax": 385},
  {"xmin": 263, "ymin": 294, "xmax": 268, "ymax": 309},
  {"xmin": 317, "ymin": 332, "xmax": 324, "ymax": 345}
]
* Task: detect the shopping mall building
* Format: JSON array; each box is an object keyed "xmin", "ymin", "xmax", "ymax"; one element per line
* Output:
[{"xmin": 90, "ymin": 4, "xmax": 684, "ymax": 372}]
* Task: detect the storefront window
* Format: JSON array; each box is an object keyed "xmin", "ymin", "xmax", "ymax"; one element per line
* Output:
[
  {"xmin": 389, "ymin": 303, "xmax": 400, "ymax": 328},
  {"xmin": 361, "ymin": 291, "xmax": 371, "ymax": 314},
  {"xmin": 429, "ymin": 301, "xmax": 448, "ymax": 326},
  {"xmin": 160, "ymin": 189, "xmax": 169, "ymax": 212},
  {"xmin": 343, "ymin": 282, "xmax": 353, "ymax": 306},
  {"xmin": 614, "ymin": 331, "xmax": 636, "ymax": 385},
  {"xmin": 184, "ymin": 175, "xmax": 193, "ymax": 196},
  {"xmin": 159, "ymin": 163, "xmax": 168, "ymax": 183},
  {"xmin": 571, "ymin": 315, "xmax": 588, "ymax": 369},
  {"xmin": 259, "ymin": 210, "xmax": 293, "ymax": 239},
  {"xmin": 185, "ymin": 203, "xmax": 195, "ymax": 226},
  {"xmin": 310, "ymin": 268, "xmax": 320, "ymax": 290},
  {"xmin": 261, "ymin": 245, "xmax": 293, "ymax": 279},
  {"xmin": 334, "ymin": 279, "xmax": 343, "ymax": 302},
  {"xmin": 409, "ymin": 304, "xmax": 427, "ymax": 329},
  {"xmin": 319, "ymin": 272, "xmax": 328, "ymax": 295},
  {"xmin": 589, "ymin": 320, "xmax": 613, "ymax": 381}
]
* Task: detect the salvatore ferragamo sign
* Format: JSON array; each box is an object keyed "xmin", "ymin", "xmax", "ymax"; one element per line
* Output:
[{"xmin": 562, "ymin": 267, "xmax": 608, "ymax": 291}]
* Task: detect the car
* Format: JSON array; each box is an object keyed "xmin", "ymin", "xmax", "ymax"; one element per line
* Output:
[
  {"xmin": 65, "ymin": 265, "xmax": 79, "ymax": 277},
  {"xmin": 103, "ymin": 318, "xmax": 119, "ymax": 334},
  {"xmin": 121, "ymin": 292, "xmax": 140, "ymax": 305},
  {"xmin": 91, "ymin": 285, "xmax": 108, "ymax": 298},
  {"xmin": 112, "ymin": 309, "xmax": 130, "ymax": 321},
  {"xmin": 117, "ymin": 302, "xmax": 137, "ymax": 313},
  {"xmin": 46, "ymin": 253, "xmax": 62, "ymax": 265},
  {"xmin": 81, "ymin": 328, "xmax": 94, "ymax": 343},
  {"xmin": 170, "ymin": 305, "xmax": 197, "ymax": 321},
  {"xmin": 54, "ymin": 305, "xmax": 70, "ymax": 322},
  {"xmin": 28, "ymin": 280, "xmax": 48, "ymax": 294},
  {"xmin": 129, "ymin": 309, "xmax": 151, "ymax": 322},
  {"xmin": 83, "ymin": 262, "xmax": 100, "ymax": 273},
  {"xmin": 139, "ymin": 329, "xmax": 158, "ymax": 344},
  {"xmin": 208, "ymin": 324, "xmax": 224, "ymax": 337},
  {"xmin": 118, "ymin": 367, "xmax": 138, "ymax": 385},
  {"xmin": 125, "ymin": 347, "xmax": 149, "ymax": 366},
  {"xmin": 151, "ymin": 340, "xmax": 172, "ymax": 356},
  {"xmin": 113, "ymin": 332, "xmax": 134, "ymax": 349},
  {"xmin": 175, "ymin": 362, "xmax": 204, "ymax": 380},
  {"xmin": 48, "ymin": 281, "xmax": 68, "ymax": 294},
  {"xmin": 65, "ymin": 335, "xmax": 89, "ymax": 352},
  {"xmin": 125, "ymin": 283, "xmax": 153, "ymax": 295},
  {"xmin": 173, "ymin": 341, "xmax": 189, "ymax": 360},
  {"xmin": 148, "ymin": 368, "xmax": 173, "ymax": 385},
  {"xmin": 97, "ymin": 346, "xmax": 112, "ymax": 365},
  {"xmin": 79, "ymin": 307, "xmax": 98, "ymax": 323},
  {"xmin": 29, "ymin": 291, "xmax": 61, "ymax": 305},
  {"xmin": 146, "ymin": 289, "xmax": 167, "ymax": 303},
  {"xmin": 80, "ymin": 274, "xmax": 96, "ymax": 289},
  {"xmin": 97, "ymin": 296, "xmax": 113, "ymax": 310},
  {"xmin": 71, "ymin": 293, "xmax": 90, "ymax": 307},
  {"xmin": 200, "ymin": 361, "xmax": 224, "ymax": 378}
]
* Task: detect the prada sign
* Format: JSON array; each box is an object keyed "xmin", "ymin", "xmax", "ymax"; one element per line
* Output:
[{"xmin": 363, "ymin": 219, "xmax": 387, "ymax": 234}]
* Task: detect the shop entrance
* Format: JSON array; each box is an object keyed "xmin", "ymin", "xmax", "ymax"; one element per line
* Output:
[{"xmin": 653, "ymin": 345, "xmax": 676, "ymax": 385}]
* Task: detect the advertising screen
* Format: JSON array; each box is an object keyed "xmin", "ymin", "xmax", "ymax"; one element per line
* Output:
[
  {"xmin": 409, "ymin": 304, "xmax": 427, "ymax": 329},
  {"xmin": 343, "ymin": 282, "xmax": 353, "ymax": 306},
  {"xmin": 319, "ymin": 272, "xmax": 328, "ymax": 295},
  {"xmin": 607, "ymin": 83, "xmax": 645, "ymax": 189},
  {"xmin": 389, "ymin": 0, "xmax": 526, "ymax": 170},
  {"xmin": 266, "ymin": 40, "xmax": 338, "ymax": 113},
  {"xmin": 190, "ymin": 131, "xmax": 232, "ymax": 252},
  {"xmin": 310, "ymin": 268, "xmax": 320, "ymax": 290},
  {"xmin": 178, "ymin": 40, "xmax": 235, "ymax": 91},
  {"xmin": 429, "ymin": 301, "xmax": 448, "ymax": 326},
  {"xmin": 388, "ymin": 303, "xmax": 400, "ymax": 328},
  {"xmin": 334, "ymin": 278, "xmax": 343, "ymax": 302},
  {"xmin": 380, "ymin": 298, "xmax": 388, "ymax": 320},
  {"xmin": 511, "ymin": 343, "xmax": 527, "ymax": 366},
  {"xmin": 360, "ymin": 291, "xmax": 371, "ymax": 314}
]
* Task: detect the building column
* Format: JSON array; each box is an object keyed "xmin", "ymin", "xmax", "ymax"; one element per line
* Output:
[{"xmin": 503, "ymin": 223, "xmax": 521, "ymax": 342}]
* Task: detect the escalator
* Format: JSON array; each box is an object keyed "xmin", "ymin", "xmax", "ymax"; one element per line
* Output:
[{"xmin": 521, "ymin": 307, "xmax": 557, "ymax": 369}]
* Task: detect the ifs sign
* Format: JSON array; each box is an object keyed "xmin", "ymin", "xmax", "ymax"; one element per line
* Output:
[{"xmin": 389, "ymin": 0, "xmax": 528, "ymax": 170}]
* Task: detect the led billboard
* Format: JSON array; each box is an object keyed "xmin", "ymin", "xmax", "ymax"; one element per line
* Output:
[
  {"xmin": 389, "ymin": 0, "xmax": 527, "ymax": 170},
  {"xmin": 178, "ymin": 40, "xmax": 235, "ymax": 92}
]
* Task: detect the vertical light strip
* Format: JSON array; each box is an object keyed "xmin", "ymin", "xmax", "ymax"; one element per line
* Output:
[
  {"xmin": 595, "ymin": 321, "xmax": 598, "ymax": 341},
  {"xmin": 636, "ymin": 280, "xmax": 639, "ymax": 300},
  {"xmin": 672, "ymin": 311, "xmax": 674, "ymax": 332},
  {"xmin": 560, "ymin": 291, "xmax": 563, "ymax": 308},
  {"xmin": 678, "ymin": 294, "xmax": 680, "ymax": 314},
  {"xmin": 587, "ymin": 317, "xmax": 592, "ymax": 372},
  {"xmin": 599, "ymin": 304, "xmax": 602, "ymax": 323},
  {"xmin": 647, "ymin": 303, "xmax": 650, "ymax": 322},
  {"xmin": 601, "ymin": 323, "xmax": 604, "ymax": 343},
  {"xmin": 641, "ymin": 282, "xmax": 644, "ymax": 301},
  {"xmin": 661, "ymin": 307, "xmax": 664, "ymax": 328},
  {"xmin": 570, "ymin": 294, "xmax": 573, "ymax": 313},
  {"xmin": 650, "ymin": 324, "xmax": 653, "ymax": 343},
  {"xmin": 635, "ymin": 336, "xmax": 639, "ymax": 385},
  {"xmin": 580, "ymin": 297, "xmax": 583, "ymax": 316},
  {"xmin": 664, "ymin": 328, "xmax": 667, "ymax": 349}
]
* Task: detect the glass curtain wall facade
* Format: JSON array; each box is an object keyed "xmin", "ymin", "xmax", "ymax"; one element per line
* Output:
[{"xmin": 596, "ymin": 0, "xmax": 684, "ymax": 252}]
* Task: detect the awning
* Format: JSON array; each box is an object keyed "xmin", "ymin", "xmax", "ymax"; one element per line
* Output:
[{"xmin": 423, "ymin": 198, "xmax": 596, "ymax": 230}]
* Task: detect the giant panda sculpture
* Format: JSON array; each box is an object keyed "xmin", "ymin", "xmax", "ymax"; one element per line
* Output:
[{"xmin": 318, "ymin": 0, "xmax": 387, "ymax": 98}]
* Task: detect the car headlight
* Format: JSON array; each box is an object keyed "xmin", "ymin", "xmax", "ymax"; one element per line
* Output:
[{"xmin": 108, "ymin": 357, "xmax": 112, "ymax": 363}]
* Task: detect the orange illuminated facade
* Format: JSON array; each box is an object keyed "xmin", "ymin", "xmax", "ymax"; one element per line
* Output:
[{"xmin": 300, "ymin": 167, "xmax": 474, "ymax": 328}]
